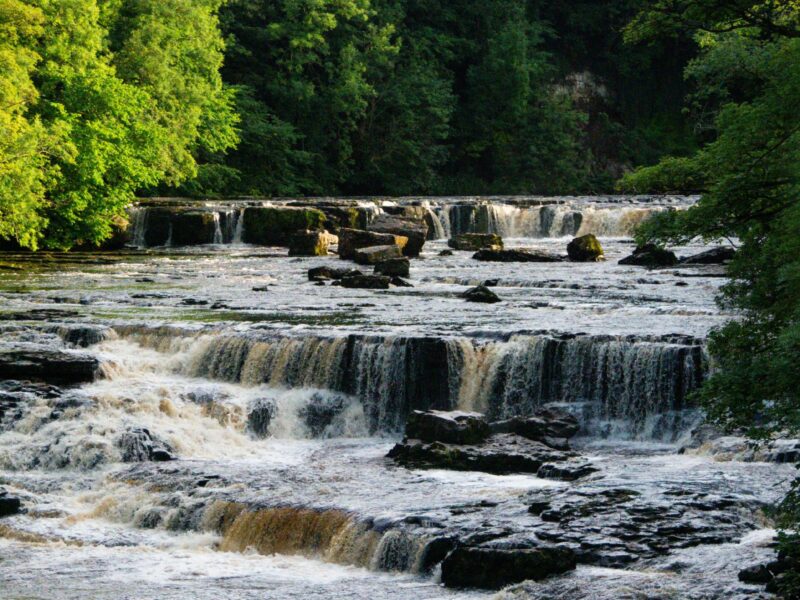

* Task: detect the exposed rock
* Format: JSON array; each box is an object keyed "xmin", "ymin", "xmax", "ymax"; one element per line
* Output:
[
  {"xmin": 116, "ymin": 428, "xmax": 175, "ymax": 462},
  {"xmin": 338, "ymin": 228, "xmax": 408, "ymax": 260},
  {"xmin": 374, "ymin": 257, "xmax": 410, "ymax": 277},
  {"xmin": 537, "ymin": 462, "xmax": 599, "ymax": 481},
  {"xmin": 241, "ymin": 207, "xmax": 327, "ymax": 246},
  {"xmin": 49, "ymin": 324, "xmax": 114, "ymax": 347},
  {"xmin": 680, "ymin": 246, "xmax": 736, "ymax": 265},
  {"xmin": 473, "ymin": 248, "xmax": 564, "ymax": 263},
  {"xmin": 619, "ymin": 244, "xmax": 678, "ymax": 267},
  {"xmin": 567, "ymin": 234, "xmax": 604, "ymax": 262},
  {"xmin": 387, "ymin": 433, "xmax": 575, "ymax": 475},
  {"xmin": 462, "ymin": 285, "xmax": 501, "ymax": 304},
  {"xmin": 490, "ymin": 408, "xmax": 580, "ymax": 449},
  {"xmin": 353, "ymin": 245, "xmax": 403, "ymax": 266},
  {"xmin": 299, "ymin": 394, "xmax": 348, "ymax": 437},
  {"xmin": 440, "ymin": 546, "xmax": 576, "ymax": 589},
  {"xmin": 247, "ymin": 397, "xmax": 276, "ymax": 438},
  {"xmin": 307, "ymin": 266, "xmax": 361, "ymax": 281},
  {"xmin": 0, "ymin": 490, "xmax": 22, "ymax": 517},
  {"xmin": 367, "ymin": 214, "xmax": 428, "ymax": 257},
  {"xmin": 171, "ymin": 211, "xmax": 217, "ymax": 246},
  {"xmin": 288, "ymin": 230, "xmax": 333, "ymax": 257},
  {"xmin": 390, "ymin": 277, "xmax": 413, "ymax": 288},
  {"xmin": 0, "ymin": 350, "xmax": 99, "ymax": 384},
  {"xmin": 340, "ymin": 274, "xmax": 392, "ymax": 290},
  {"xmin": 448, "ymin": 233, "xmax": 503, "ymax": 251},
  {"xmin": 405, "ymin": 410, "xmax": 491, "ymax": 445},
  {"xmin": 438, "ymin": 249, "xmax": 454, "ymax": 256}
]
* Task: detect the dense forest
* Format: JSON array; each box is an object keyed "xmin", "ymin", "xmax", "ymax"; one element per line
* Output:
[{"xmin": 2, "ymin": 0, "xmax": 698, "ymax": 250}]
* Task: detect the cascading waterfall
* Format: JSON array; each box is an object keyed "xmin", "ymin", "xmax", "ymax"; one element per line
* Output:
[
  {"xmin": 113, "ymin": 327, "xmax": 706, "ymax": 440},
  {"xmin": 129, "ymin": 208, "xmax": 148, "ymax": 247}
]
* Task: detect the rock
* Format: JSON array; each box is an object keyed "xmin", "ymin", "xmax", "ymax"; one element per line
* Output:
[
  {"xmin": 390, "ymin": 276, "xmax": 413, "ymax": 287},
  {"xmin": 387, "ymin": 433, "xmax": 572, "ymax": 474},
  {"xmin": 299, "ymin": 394, "xmax": 348, "ymax": 437},
  {"xmin": 0, "ymin": 350, "xmax": 99, "ymax": 384},
  {"xmin": 116, "ymin": 428, "xmax": 175, "ymax": 462},
  {"xmin": 0, "ymin": 490, "xmax": 22, "ymax": 517},
  {"xmin": 50, "ymin": 324, "xmax": 114, "ymax": 348},
  {"xmin": 247, "ymin": 397, "xmax": 276, "ymax": 438},
  {"xmin": 251, "ymin": 286, "xmax": 269, "ymax": 292},
  {"xmin": 483, "ymin": 279, "xmax": 499, "ymax": 287},
  {"xmin": 374, "ymin": 257, "xmax": 410, "ymax": 277},
  {"xmin": 462, "ymin": 285, "xmax": 501, "ymax": 304},
  {"xmin": 241, "ymin": 207, "xmax": 327, "ymax": 246},
  {"xmin": 473, "ymin": 248, "xmax": 564, "ymax": 262},
  {"xmin": 448, "ymin": 233, "xmax": 503, "ymax": 251},
  {"xmin": 288, "ymin": 230, "xmax": 333, "ymax": 257},
  {"xmin": 440, "ymin": 546, "xmax": 576, "ymax": 589},
  {"xmin": 537, "ymin": 462, "xmax": 599, "ymax": 481},
  {"xmin": 738, "ymin": 562, "xmax": 779, "ymax": 584},
  {"xmin": 490, "ymin": 408, "xmax": 580, "ymax": 448},
  {"xmin": 438, "ymin": 249, "xmax": 454, "ymax": 256},
  {"xmin": 619, "ymin": 244, "xmax": 678, "ymax": 267},
  {"xmin": 171, "ymin": 211, "xmax": 217, "ymax": 246},
  {"xmin": 680, "ymin": 246, "xmax": 736, "ymax": 265},
  {"xmin": 353, "ymin": 245, "xmax": 403, "ymax": 266},
  {"xmin": 340, "ymin": 274, "xmax": 392, "ymax": 290},
  {"xmin": 338, "ymin": 228, "xmax": 408, "ymax": 260},
  {"xmin": 308, "ymin": 266, "xmax": 361, "ymax": 281},
  {"xmin": 405, "ymin": 410, "xmax": 491, "ymax": 445},
  {"xmin": 367, "ymin": 214, "xmax": 428, "ymax": 257},
  {"xmin": 567, "ymin": 234, "xmax": 604, "ymax": 262}
]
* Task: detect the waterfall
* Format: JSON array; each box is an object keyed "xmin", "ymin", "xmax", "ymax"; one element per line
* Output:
[
  {"xmin": 114, "ymin": 327, "xmax": 706, "ymax": 440},
  {"xmin": 129, "ymin": 208, "xmax": 148, "ymax": 248},
  {"xmin": 212, "ymin": 213, "xmax": 223, "ymax": 244}
]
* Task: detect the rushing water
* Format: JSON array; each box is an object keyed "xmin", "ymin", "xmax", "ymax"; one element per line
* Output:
[{"xmin": 0, "ymin": 196, "xmax": 791, "ymax": 599}]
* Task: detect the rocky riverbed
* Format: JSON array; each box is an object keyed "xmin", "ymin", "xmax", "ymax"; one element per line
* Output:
[{"xmin": 0, "ymin": 196, "xmax": 795, "ymax": 599}]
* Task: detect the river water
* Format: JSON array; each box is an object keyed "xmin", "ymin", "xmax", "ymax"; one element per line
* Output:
[{"xmin": 0, "ymin": 197, "xmax": 793, "ymax": 599}]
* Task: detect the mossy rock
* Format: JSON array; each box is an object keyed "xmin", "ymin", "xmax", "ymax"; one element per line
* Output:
[
  {"xmin": 567, "ymin": 234, "xmax": 604, "ymax": 262},
  {"xmin": 448, "ymin": 233, "xmax": 503, "ymax": 251},
  {"xmin": 241, "ymin": 207, "xmax": 326, "ymax": 246},
  {"xmin": 171, "ymin": 212, "xmax": 217, "ymax": 246},
  {"xmin": 288, "ymin": 230, "xmax": 331, "ymax": 256}
]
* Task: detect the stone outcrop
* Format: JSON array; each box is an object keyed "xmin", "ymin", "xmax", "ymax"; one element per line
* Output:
[
  {"xmin": 339, "ymin": 274, "xmax": 392, "ymax": 289},
  {"xmin": 448, "ymin": 233, "xmax": 503, "ymax": 251},
  {"xmin": 619, "ymin": 244, "xmax": 678, "ymax": 267},
  {"xmin": 462, "ymin": 285, "xmax": 501, "ymax": 303},
  {"xmin": 440, "ymin": 546, "xmax": 576, "ymax": 589},
  {"xmin": 116, "ymin": 428, "xmax": 175, "ymax": 462},
  {"xmin": 490, "ymin": 407, "xmax": 580, "ymax": 450},
  {"xmin": 353, "ymin": 245, "xmax": 403, "ymax": 266},
  {"xmin": 241, "ymin": 207, "xmax": 327, "ymax": 246},
  {"xmin": 0, "ymin": 489, "xmax": 22, "ymax": 518},
  {"xmin": 288, "ymin": 230, "xmax": 334, "ymax": 257},
  {"xmin": 679, "ymin": 246, "xmax": 736, "ymax": 265},
  {"xmin": 405, "ymin": 410, "xmax": 491, "ymax": 445},
  {"xmin": 0, "ymin": 350, "xmax": 99, "ymax": 384},
  {"xmin": 338, "ymin": 228, "xmax": 408, "ymax": 260},
  {"xmin": 473, "ymin": 248, "xmax": 564, "ymax": 262},
  {"xmin": 307, "ymin": 266, "xmax": 361, "ymax": 281},
  {"xmin": 374, "ymin": 258, "xmax": 410, "ymax": 277},
  {"xmin": 567, "ymin": 234, "xmax": 604, "ymax": 262},
  {"xmin": 171, "ymin": 211, "xmax": 217, "ymax": 246},
  {"xmin": 367, "ymin": 214, "xmax": 428, "ymax": 257}
]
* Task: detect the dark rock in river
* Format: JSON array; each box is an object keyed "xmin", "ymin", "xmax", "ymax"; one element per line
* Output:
[
  {"xmin": 288, "ymin": 230, "xmax": 333, "ymax": 257},
  {"xmin": 338, "ymin": 228, "xmax": 408, "ymax": 260},
  {"xmin": 405, "ymin": 410, "xmax": 491, "ymax": 445},
  {"xmin": 48, "ymin": 324, "xmax": 114, "ymax": 348},
  {"xmin": 308, "ymin": 266, "xmax": 361, "ymax": 281},
  {"xmin": 567, "ymin": 234, "xmax": 604, "ymax": 262},
  {"xmin": 438, "ymin": 249, "xmax": 454, "ymax": 256},
  {"xmin": 0, "ymin": 350, "xmax": 99, "ymax": 384},
  {"xmin": 353, "ymin": 244, "xmax": 403, "ymax": 266},
  {"xmin": 440, "ymin": 546, "xmax": 576, "ymax": 589},
  {"xmin": 462, "ymin": 285, "xmax": 501, "ymax": 303},
  {"xmin": 367, "ymin": 214, "xmax": 428, "ymax": 257},
  {"xmin": 619, "ymin": 244, "xmax": 678, "ymax": 267},
  {"xmin": 116, "ymin": 428, "xmax": 175, "ymax": 462},
  {"xmin": 241, "ymin": 207, "xmax": 327, "ymax": 246},
  {"xmin": 340, "ymin": 274, "xmax": 391, "ymax": 290},
  {"xmin": 448, "ymin": 233, "xmax": 503, "ymax": 251},
  {"xmin": 679, "ymin": 246, "xmax": 736, "ymax": 265},
  {"xmin": 390, "ymin": 277, "xmax": 413, "ymax": 288},
  {"xmin": 171, "ymin": 211, "xmax": 217, "ymax": 246},
  {"xmin": 247, "ymin": 397, "xmax": 276, "ymax": 438},
  {"xmin": 0, "ymin": 490, "xmax": 22, "ymax": 517},
  {"xmin": 374, "ymin": 257, "xmax": 410, "ymax": 277},
  {"xmin": 490, "ymin": 407, "xmax": 580, "ymax": 449},
  {"xmin": 473, "ymin": 248, "xmax": 564, "ymax": 262}
]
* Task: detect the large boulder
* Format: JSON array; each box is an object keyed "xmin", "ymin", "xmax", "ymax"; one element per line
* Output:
[
  {"xmin": 241, "ymin": 207, "xmax": 326, "ymax": 246},
  {"xmin": 462, "ymin": 285, "xmax": 501, "ymax": 304},
  {"xmin": 367, "ymin": 214, "xmax": 428, "ymax": 257},
  {"xmin": 473, "ymin": 248, "xmax": 564, "ymax": 262},
  {"xmin": 115, "ymin": 428, "xmax": 175, "ymax": 462},
  {"xmin": 374, "ymin": 258, "xmax": 410, "ymax": 277},
  {"xmin": 0, "ymin": 350, "xmax": 99, "ymax": 384},
  {"xmin": 567, "ymin": 234, "xmax": 604, "ymax": 262},
  {"xmin": 288, "ymin": 230, "xmax": 334, "ymax": 257},
  {"xmin": 405, "ymin": 410, "xmax": 490, "ymax": 445},
  {"xmin": 353, "ymin": 245, "xmax": 403, "ymax": 266},
  {"xmin": 619, "ymin": 243, "xmax": 678, "ymax": 267},
  {"xmin": 171, "ymin": 211, "xmax": 217, "ymax": 246},
  {"xmin": 338, "ymin": 228, "xmax": 408, "ymax": 260},
  {"xmin": 679, "ymin": 246, "xmax": 736, "ymax": 265},
  {"xmin": 441, "ymin": 546, "xmax": 576, "ymax": 589},
  {"xmin": 448, "ymin": 233, "xmax": 503, "ymax": 251},
  {"xmin": 308, "ymin": 266, "xmax": 361, "ymax": 282},
  {"xmin": 340, "ymin": 274, "xmax": 392, "ymax": 289},
  {"xmin": 0, "ymin": 490, "xmax": 21, "ymax": 518},
  {"xmin": 490, "ymin": 407, "xmax": 580, "ymax": 449}
]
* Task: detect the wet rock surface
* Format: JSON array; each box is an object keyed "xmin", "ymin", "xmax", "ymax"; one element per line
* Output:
[
  {"xmin": 441, "ymin": 546, "xmax": 576, "ymax": 589},
  {"xmin": 619, "ymin": 243, "xmax": 678, "ymax": 267},
  {"xmin": 0, "ymin": 489, "xmax": 22, "ymax": 517},
  {"xmin": 374, "ymin": 257, "xmax": 410, "ymax": 277},
  {"xmin": 338, "ymin": 228, "xmax": 408, "ymax": 260},
  {"xmin": 462, "ymin": 284, "xmax": 501, "ymax": 303},
  {"xmin": 353, "ymin": 244, "xmax": 403, "ymax": 265},
  {"xmin": 0, "ymin": 349, "xmax": 99, "ymax": 384},
  {"xmin": 367, "ymin": 214, "xmax": 428, "ymax": 257},
  {"xmin": 680, "ymin": 246, "xmax": 736, "ymax": 264},
  {"xmin": 566, "ymin": 234, "xmax": 604, "ymax": 262},
  {"xmin": 448, "ymin": 233, "xmax": 503, "ymax": 251},
  {"xmin": 473, "ymin": 248, "xmax": 564, "ymax": 262}
]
